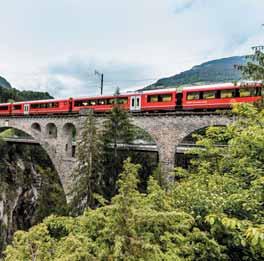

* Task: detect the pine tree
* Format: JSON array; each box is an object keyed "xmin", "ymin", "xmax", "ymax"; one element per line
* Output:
[
  {"xmin": 69, "ymin": 110, "xmax": 104, "ymax": 215},
  {"xmin": 102, "ymin": 90, "xmax": 135, "ymax": 198}
]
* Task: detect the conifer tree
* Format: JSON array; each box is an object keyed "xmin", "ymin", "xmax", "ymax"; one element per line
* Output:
[
  {"xmin": 102, "ymin": 89, "xmax": 135, "ymax": 198},
  {"xmin": 69, "ymin": 110, "xmax": 104, "ymax": 215}
]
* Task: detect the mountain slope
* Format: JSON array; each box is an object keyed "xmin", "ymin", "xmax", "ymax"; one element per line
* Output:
[
  {"xmin": 0, "ymin": 76, "xmax": 12, "ymax": 89},
  {"xmin": 142, "ymin": 56, "xmax": 247, "ymax": 91},
  {"xmin": 0, "ymin": 75, "xmax": 53, "ymax": 102}
]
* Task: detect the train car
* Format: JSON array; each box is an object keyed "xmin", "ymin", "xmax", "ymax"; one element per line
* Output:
[
  {"xmin": 182, "ymin": 82, "xmax": 262, "ymax": 110},
  {"xmin": 140, "ymin": 89, "xmax": 177, "ymax": 111},
  {"xmin": 12, "ymin": 99, "xmax": 71, "ymax": 115},
  {"xmin": 72, "ymin": 94, "xmax": 131, "ymax": 113},
  {"xmin": 0, "ymin": 103, "xmax": 12, "ymax": 115},
  {"xmin": 72, "ymin": 89, "xmax": 177, "ymax": 113}
]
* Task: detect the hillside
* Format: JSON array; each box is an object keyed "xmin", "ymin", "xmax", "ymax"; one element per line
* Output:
[
  {"xmin": 142, "ymin": 56, "xmax": 247, "ymax": 90},
  {"xmin": 0, "ymin": 76, "xmax": 12, "ymax": 89},
  {"xmin": 0, "ymin": 75, "xmax": 53, "ymax": 102}
]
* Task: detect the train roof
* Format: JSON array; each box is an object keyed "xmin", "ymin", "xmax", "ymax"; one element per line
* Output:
[
  {"xmin": 182, "ymin": 81, "xmax": 261, "ymax": 91},
  {"xmin": 12, "ymin": 98, "xmax": 67, "ymax": 104},
  {"xmin": 138, "ymin": 88, "xmax": 177, "ymax": 94}
]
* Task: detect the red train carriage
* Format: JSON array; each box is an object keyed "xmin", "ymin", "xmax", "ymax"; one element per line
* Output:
[
  {"xmin": 72, "ymin": 95, "xmax": 131, "ymax": 113},
  {"xmin": 12, "ymin": 99, "xmax": 71, "ymax": 115},
  {"xmin": 0, "ymin": 103, "xmax": 11, "ymax": 115},
  {"xmin": 140, "ymin": 89, "xmax": 177, "ymax": 111},
  {"xmin": 0, "ymin": 82, "xmax": 262, "ymax": 116},
  {"xmin": 182, "ymin": 83, "xmax": 262, "ymax": 110}
]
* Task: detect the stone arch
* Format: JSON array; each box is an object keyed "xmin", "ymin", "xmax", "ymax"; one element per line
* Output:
[
  {"xmin": 131, "ymin": 115, "xmax": 233, "ymax": 180},
  {"xmin": 180, "ymin": 124, "xmax": 228, "ymax": 145},
  {"xmin": 175, "ymin": 124, "xmax": 229, "ymax": 169},
  {"xmin": 31, "ymin": 122, "xmax": 41, "ymax": 133},
  {"xmin": 62, "ymin": 123, "xmax": 77, "ymax": 157},
  {"xmin": 0, "ymin": 124, "xmax": 65, "ymax": 194},
  {"xmin": 45, "ymin": 123, "xmax": 57, "ymax": 139}
]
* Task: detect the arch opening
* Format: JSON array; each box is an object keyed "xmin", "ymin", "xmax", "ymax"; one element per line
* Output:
[
  {"xmin": 175, "ymin": 125, "xmax": 228, "ymax": 169},
  {"xmin": 63, "ymin": 123, "xmax": 77, "ymax": 157},
  {"xmin": 0, "ymin": 126, "xmax": 67, "ymax": 253},
  {"xmin": 45, "ymin": 123, "xmax": 57, "ymax": 139},
  {"xmin": 31, "ymin": 122, "xmax": 41, "ymax": 133},
  {"xmin": 102, "ymin": 123, "xmax": 158, "ymax": 197}
]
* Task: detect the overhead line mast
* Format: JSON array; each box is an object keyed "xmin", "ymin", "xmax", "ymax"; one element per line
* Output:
[{"xmin": 95, "ymin": 70, "xmax": 104, "ymax": 95}]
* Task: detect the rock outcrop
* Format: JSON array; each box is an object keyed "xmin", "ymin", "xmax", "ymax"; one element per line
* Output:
[{"xmin": 0, "ymin": 143, "xmax": 67, "ymax": 256}]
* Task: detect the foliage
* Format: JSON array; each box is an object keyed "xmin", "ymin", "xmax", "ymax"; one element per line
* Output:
[
  {"xmin": 69, "ymin": 110, "xmax": 104, "ymax": 215},
  {"xmin": 236, "ymin": 46, "xmax": 264, "ymax": 82},
  {"xmin": 173, "ymin": 103, "xmax": 264, "ymax": 259},
  {"xmin": 0, "ymin": 76, "xmax": 12, "ymax": 89},
  {"xmin": 4, "ymin": 159, "xmax": 227, "ymax": 261}
]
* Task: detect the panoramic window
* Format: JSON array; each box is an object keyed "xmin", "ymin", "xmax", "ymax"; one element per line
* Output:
[
  {"xmin": 117, "ymin": 97, "xmax": 128, "ymax": 104},
  {"xmin": 98, "ymin": 99, "xmax": 106, "ymax": 105},
  {"xmin": 147, "ymin": 94, "xmax": 172, "ymax": 102},
  {"xmin": 31, "ymin": 102, "xmax": 59, "ymax": 109},
  {"xmin": 147, "ymin": 95, "xmax": 158, "ymax": 102},
  {"xmin": 160, "ymin": 94, "xmax": 172, "ymax": 102},
  {"xmin": 90, "ymin": 100, "xmax": 97, "ymax": 106},
  {"xmin": 220, "ymin": 89, "xmax": 234, "ymax": 98},
  {"xmin": 187, "ymin": 92, "xmax": 200, "ymax": 100},
  {"xmin": 239, "ymin": 87, "xmax": 257, "ymax": 97},
  {"xmin": 107, "ymin": 99, "xmax": 115, "ymax": 104},
  {"xmin": 203, "ymin": 91, "xmax": 216, "ymax": 99},
  {"xmin": 0, "ymin": 106, "xmax": 8, "ymax": 111},
  {"xmin": 13, "ymin": 105, "xmax": 22, "ymax": 110},
  {"xmin": 74, "ymin": 100, "xmax": 94, "ymax": 107}
]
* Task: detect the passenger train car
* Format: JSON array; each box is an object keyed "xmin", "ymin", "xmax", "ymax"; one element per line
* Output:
[{"xmin": 0, "ymin": 82, "xmax": 262, "ymax": 116}]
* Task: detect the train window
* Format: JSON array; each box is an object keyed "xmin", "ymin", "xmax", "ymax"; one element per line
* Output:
[
  {"xmin": 31, "ymin": 103, "xmax": 38, "ymax": 109},
  {"xmin": 239, "ymin": 87, "xmax": 257, "ymax": 97},
  {"xmin": 117, "ymin": 97, "xmax": 128, "ymax": 104},
  {"xmin": 203, "ymin": 91, "xmax": 216, "ymax": 99},
  {"xmin": 74, "ymin": 101, "xmax": 83, "ymax": 107},
  {"xmin": 31, "ymin": 102, "xmax": 59, "ymax": 109},
  {"xmin": 147, "ymin": 94, "xmax": 171, "ymax": 102},
  {"xmin": 98, "ymin": 99, "xmax": 106, "ymax": 105},
  {"xmin": 147, "ymin": 95, "xmax": 158, "ymax": 102},
  {"xmin": 187, "ymin": 92, "xmax": 200, "ymax": 100},
  {"xmin": 0, "ymin": 106, "xmax": 8, "ymax": 110},
  {"xmin": 13, "ymin": 105, "xmax": 22, "ymax": 110},
  {"xmin": 160, "ymin": 94, "xmax": 172, "ymax": 102},
  {"xmin": 90, "ymin": 100, "xmax": 97, "ymax": 106},
  {"xmin": 220, "ymin": 89, "xmax": 234, "ymax": 98},
  {"xmin": 107, "ymin": 99, "xmax": 115, "ymax": 104}
]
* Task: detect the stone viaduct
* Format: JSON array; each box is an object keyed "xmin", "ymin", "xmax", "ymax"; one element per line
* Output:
[{"xmin": 0, "ymin": 111, "xmax": 233, "ymax": 198}]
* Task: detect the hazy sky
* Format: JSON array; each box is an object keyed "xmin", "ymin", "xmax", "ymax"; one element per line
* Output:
[{"xmin": 0, "ymin": 0, "xmax": 263, "ymax": 97}]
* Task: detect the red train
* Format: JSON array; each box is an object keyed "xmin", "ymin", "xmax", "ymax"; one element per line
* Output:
[{"xmin": 0, "ymin": 82, "xmax": 262, "ymax": 115}]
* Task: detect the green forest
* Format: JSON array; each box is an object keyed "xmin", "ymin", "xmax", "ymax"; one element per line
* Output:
[{"xmin": 0, "ymin": 86, "xmax": 53, "ymax": 103}]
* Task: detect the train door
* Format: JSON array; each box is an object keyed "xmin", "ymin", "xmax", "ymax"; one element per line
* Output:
[
  {"xmin": 24, "ymin": 104, "xmax": 30, "ymax": 115},
  {"xmin": 176, "ymin": 92, "xmax": 183, "ymax": 110},
  {"xmin": 130, "ymin": 96, "xmax": 141, "ymax": 111}
]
